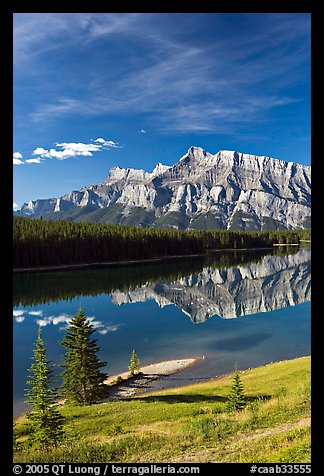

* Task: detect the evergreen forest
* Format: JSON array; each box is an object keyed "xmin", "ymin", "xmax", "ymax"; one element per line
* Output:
[{"xmin": 13, "ymin": 216, "xmax": 310, "ymax": 269}]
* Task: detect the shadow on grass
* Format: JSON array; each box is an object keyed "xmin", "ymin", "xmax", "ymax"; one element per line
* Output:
[{"xmin": 129, "ymin": 394, "xmax": 272, "ymax": 404}]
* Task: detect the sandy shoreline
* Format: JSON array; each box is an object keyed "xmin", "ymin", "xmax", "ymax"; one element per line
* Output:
[{"xmin": 103, "ymin": 357, "xmax": 202, "ymax": 400}]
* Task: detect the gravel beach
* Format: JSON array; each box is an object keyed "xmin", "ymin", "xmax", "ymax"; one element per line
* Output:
[{"xmin": 104, "ymin": 357, "xmax": 202, "ymax": 399}]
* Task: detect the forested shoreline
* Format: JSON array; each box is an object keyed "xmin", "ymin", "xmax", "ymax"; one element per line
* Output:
[{"xmin": 13, "ymin": 216, "xmax": 310, "ymax": 269}]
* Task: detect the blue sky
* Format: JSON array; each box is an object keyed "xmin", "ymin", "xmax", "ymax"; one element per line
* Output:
[{"xmin": 13, "ymin": 13, "xmax": 311, "ymax": 209}]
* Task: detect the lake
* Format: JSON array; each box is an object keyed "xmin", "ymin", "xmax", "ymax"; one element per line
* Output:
[{"xmin": 13, "ymin": 248, "xmax": 311, "ymax": 415}]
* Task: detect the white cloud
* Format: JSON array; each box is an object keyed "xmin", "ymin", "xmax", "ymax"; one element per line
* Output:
[
  {"xmin": 13, "ymin": 307, "xmax": 122, "ymax": 335},
  {"xmin": 88, "ymin": 317, "xmax": 122, "ymax": 334},
  {"xmin": 26, "ymin": 158, "xmax": 42, "ymax": 164},
  {"xmin": 99, "ymin": 324, "xmax": 121, "ymax": 334},
  {"xmin": 13, "ymin": 310, "xmax": 26, "ymax": 322},
  {"xmin": 140, "ymin": 129, "xmax": 146, "ymax": 134},
  {"xmin": 88, "ymin": 319, "xmax": 104, "ymax": 329},
  {"xmin": 36, "ymin": 319, "xmax": 49, "ymax": 327},
  {"xmin": 33, "ymin": 147, "xmax": 48, "ymax": 155},
  {"xmin": 94, "ymin": 138, "xmax": 121, "ymax": 148},
  {"xmin": 33, "ymin": 142, "xmax": 99, "ymax": 160},
  {"xmin": 14, "ymin": 150, "xmax": 43, "ymax": 165},
  {"xmin": 13, "ymin": 310, "xmax": 24, "ymax": 317},
  {"xmin": 15, "ymin": 316, "xmax": 25, "ymax": 323},
  {"xmin": 52, "ymin": 314, "xmax": 73, "ymax": 325},
  {"xmin": 32, "ymin": 312, "xmax": 121, "ymax": 335},
  {"xmin": 13, "ymin": 202, "xmax": 20, "ymax": 211},
  {"xmin": 57, "ymin": 142, "xmax": 101, "ymax": 153},
  {"xmin": 13, "ymin": 152, "xmax": 24, "ymax": 165},
  {"xmin": 31, "ymin": 138, "xmax": 122, "ymax": 162},
  {"xmin": 35, "ymin": 314, "xmax": 72, "ymax": 327},
  {"xmin": 50, "ymin": 148, "xmax": 86, "ymax": 159},
  {"xmin": 14, "ymin": 309, "xmax": 45, "ymax": 321}
]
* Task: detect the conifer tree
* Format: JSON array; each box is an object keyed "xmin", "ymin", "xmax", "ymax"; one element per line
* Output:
[
  {"xmin": 25, "ymin": 327, "xmax": 64, "ymax": 449},
  {"xmin": 61, "ymin": 308, "xmax": 107, "ymax": 404},
  {"xmin": 226, "ymin": 366, "xmax": 246, "ymax": 411},
  {"xmin": 128, "ymin": 349, "xmax": 140, "ymax": 376}
]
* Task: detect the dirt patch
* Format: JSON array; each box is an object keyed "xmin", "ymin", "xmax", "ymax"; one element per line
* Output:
[
  {"xmin": 170, "ymin": 416, "xmax": 311, "ymax": 463},
  {"xmin": 241, "ymin": 416, "xmax": 311, "ymax": 441}
]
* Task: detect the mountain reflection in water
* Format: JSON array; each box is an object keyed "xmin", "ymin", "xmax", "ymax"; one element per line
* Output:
[
  {"xmin": 13, "ymin": 249, "xmax": 310, "ymax": 324},
  {"xmin": 110, "ymin": 250, "xmax": 311, "ymax": 322}
]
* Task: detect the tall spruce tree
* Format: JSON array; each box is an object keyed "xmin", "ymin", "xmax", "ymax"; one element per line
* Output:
[
  {"xmin": 25, "ymin": 327, "xmax": 64, "ymax": 449},
  {"xmin": 226, "ymin": 366, "xmax": 246, "ymax": 412},
  {"xmin": 61, "ymin": 308, "xmax": 107, "ymax": 404}
]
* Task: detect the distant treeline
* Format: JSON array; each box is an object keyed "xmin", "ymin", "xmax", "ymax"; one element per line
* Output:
[
  {"xmin": 13, "ymin": 216, "xmax": 310, "ymax": 269},
  {"xmin": 13, "ymin": 248, "xmax": 297, "ymax": 307}
]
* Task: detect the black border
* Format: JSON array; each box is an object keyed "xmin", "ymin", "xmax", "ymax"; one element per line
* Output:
[
  {"xmin": 3, "ymin": 1, "xmax": 318, "ymax": 472},
  {"xmin": 1, "ymin": 0, "xmax": 14, "ymax": 471}
]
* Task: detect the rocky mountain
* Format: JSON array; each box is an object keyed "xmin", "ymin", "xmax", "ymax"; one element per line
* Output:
[
  {"xmin": 16, "ymin": 147, "xmax": 311, "ymax": 230},
  {"xmin": 111, "ymin": 250, "xmax": 311, "ymax": 323}
]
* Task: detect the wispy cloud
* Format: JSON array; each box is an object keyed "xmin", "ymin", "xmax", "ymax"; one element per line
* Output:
[
  {"xmin": 14, "ymin": 13, "xmax": 310, "ymax": 134},
  {"xmin": 14, "ymin": 13, "xmax": 140, "ymax": 63},
  {"xmin": 30, "ymin": 98, "xmax": 85, "ymax": 123},
  {"xmin": 14, "ymin": 14, "xmax": 93, "ymax": 64},
  {"xmin": 87, "ymin": 319, "xmax": 122, "ymax": 335}
]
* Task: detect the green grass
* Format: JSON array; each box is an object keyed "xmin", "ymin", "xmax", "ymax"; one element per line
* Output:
[{"xmin": 14, "ymin": 356, "xmax": 311, "ymax": 463}]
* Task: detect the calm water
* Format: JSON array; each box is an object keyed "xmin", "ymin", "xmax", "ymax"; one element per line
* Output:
[{"xmin": 13, "ymin": 248, "xmax": 311, "ymax": 415}]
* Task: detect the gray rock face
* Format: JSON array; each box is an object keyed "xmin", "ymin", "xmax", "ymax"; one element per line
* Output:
[
  {"xmin": 110, "ymin": 250, "xmax": 311, "ymax": 323},
  {"xmin": 17, "ymin": 147, "xmax": 311, "ymax": 230}
]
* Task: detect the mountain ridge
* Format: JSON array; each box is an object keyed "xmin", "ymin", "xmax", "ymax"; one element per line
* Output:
[{"xmin": 16, "ymin": 146, "xmax": 311, "ymax": 231}]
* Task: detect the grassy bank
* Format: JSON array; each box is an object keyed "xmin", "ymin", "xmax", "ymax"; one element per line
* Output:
[{"xmin": 14, "ymin": 356, "xmax": 310, "ymax": 463}]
